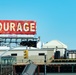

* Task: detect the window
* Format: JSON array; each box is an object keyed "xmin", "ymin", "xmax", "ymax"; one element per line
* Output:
[{"xmin": 11, "ymin": 53, "xmax": 17, "ymax": 56}]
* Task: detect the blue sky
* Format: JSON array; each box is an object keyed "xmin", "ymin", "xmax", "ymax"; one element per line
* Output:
[{"xmin": 0, "ymin": 0, "xmax": 76, "ymax": 49}]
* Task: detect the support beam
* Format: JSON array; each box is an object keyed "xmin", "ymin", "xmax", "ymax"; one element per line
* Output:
[
  {"xmin": 72, "ymin": 65, "xmax": 74, "ymax": 73},
  {"xmin": 38, "ymin": 66, "xmax": 40, "ymax": 75},
  {"xmin": 58, "ymin": 66, "xmax": 60, "ymax": 73}
]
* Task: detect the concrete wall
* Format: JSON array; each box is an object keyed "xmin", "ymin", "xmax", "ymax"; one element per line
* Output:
[
  {"xmin": 0, "ymin": 48, "xmax": 54, "ymax": 63},
  {"xmin": 47, "ymin": 50, "xmax": 54, "ymax": 59}
]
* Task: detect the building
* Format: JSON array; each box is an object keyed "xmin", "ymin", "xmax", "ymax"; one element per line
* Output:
[
  {"xmin": 42, "ymin": 40, "xmax": 67, "ymax": 58},
  {"xmin": 1, "ymin": 20, "xmax": 76, "ymax": 75},
  {"xmin": 67, "ymin": 50, "xmax": 76, "ymax": 59}
]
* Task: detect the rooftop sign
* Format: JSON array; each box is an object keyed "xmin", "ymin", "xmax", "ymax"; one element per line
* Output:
[{"xmin": 0, "ymin": 20, "xmax": 36, "ymax": 35}]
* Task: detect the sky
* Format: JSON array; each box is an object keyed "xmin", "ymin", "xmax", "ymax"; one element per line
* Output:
[{"xmin": 0, "ymin": 0, "xmax": 76, "ymax": 49}]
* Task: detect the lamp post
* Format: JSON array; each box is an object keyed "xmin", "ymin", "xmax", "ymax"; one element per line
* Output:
[{"xmin": 39, "ymin": 53, "xmax": 46, "ymax": 75}]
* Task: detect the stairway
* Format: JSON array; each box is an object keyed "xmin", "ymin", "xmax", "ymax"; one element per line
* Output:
[{"xmin": 21, "ymin": 63, "xmax": 37, "ymax": 75}]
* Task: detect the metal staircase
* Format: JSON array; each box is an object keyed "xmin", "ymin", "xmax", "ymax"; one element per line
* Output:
[{"xmin": 21, "ymin": 63, "xmax": 37, "ymax": 75}]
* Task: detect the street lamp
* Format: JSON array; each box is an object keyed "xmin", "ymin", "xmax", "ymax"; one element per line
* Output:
[{"xmin": 39, "ymin": 53, "xmax": 46, "ymax": 75}]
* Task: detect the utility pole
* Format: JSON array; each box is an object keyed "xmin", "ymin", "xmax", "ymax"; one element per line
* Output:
[{"xmin": 44, "ymin": 55, "xmax": 46, "ymax": 75}]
